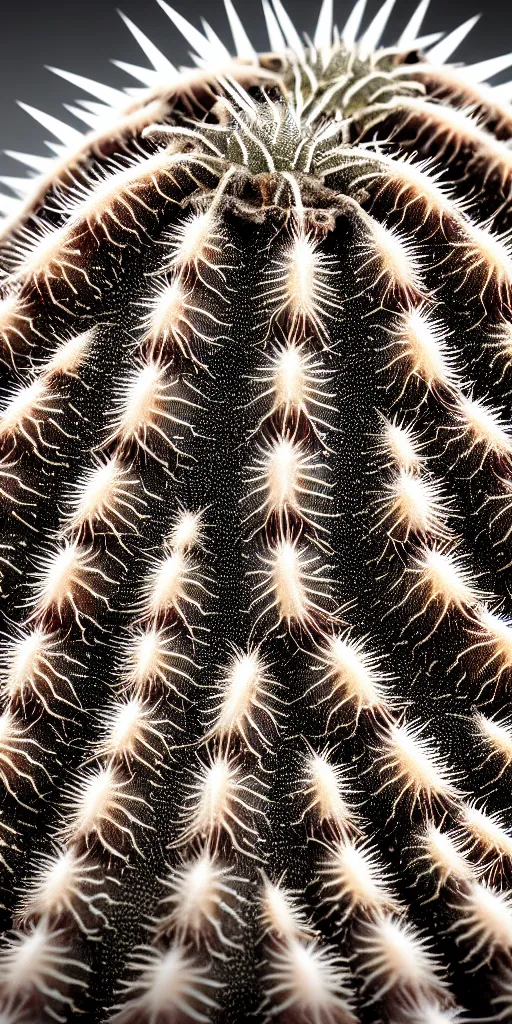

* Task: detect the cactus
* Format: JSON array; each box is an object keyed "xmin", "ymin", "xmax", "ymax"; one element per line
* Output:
[{"xmin": 4, "ymin": 0, "xmax": 512, "ymax": 1020}]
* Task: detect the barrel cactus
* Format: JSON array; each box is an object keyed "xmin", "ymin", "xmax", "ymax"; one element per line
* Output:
[{"xmin": 3, "ymin": 0, "xmax": 512, "ymax": 1020}]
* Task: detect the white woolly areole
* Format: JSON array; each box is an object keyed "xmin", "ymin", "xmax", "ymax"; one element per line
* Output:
[
  {"xmin": 397, "ymin": 308, "xmax": 455, "ymax": 388},
  {"xmin": 259, "ymin": 877, "xmax": 310, "ymax": 940},
  {"xmin": 381, "ymin": 416, "xmax": 424, "ymax": 471},
  {"xmin": 0, "ymin": 919, "xmax": 89, "ymax": 1005},
  {"xmin": 378, "ymin": 721, "xmax": 459, "ymax": 812},
  {"xmin": 168, "ymin": 509, "xmax": 203, "ymax": 553},
  {"xmin": 16, "ymin": 845, "xmax": 106, "ymax": 933},
  {"xmin": 356, "ymin": 913, "xmax": 447, "ymax": 1001},
  {"xmin": 320, "ymin": 838, "xmax": 399, "ymax": 916},
  {"xmin": 383, "ymin": 469, "xmax": 451, "ymax": 541},
  {"xmin": 301, "ymin": 749, "xmax": 355, "ymax": 833},
  {"xmin": 419, "ymin": 823, "xmax": 475, "ymax": 886},
  {"xmin": 261, "ymin": 936, "xmax": 356, "ymax": 1023},
  {"xmin": 0, "ymin": 377, "xmax": 51, "ymax": 437},
  {"xmin": 44, "ymin": 329, "xmax": 94, "ymax": 377},
  {"xmin": 408, "ymin": 543, "xmax": 485, "ymax": 619},
  {"xmin": 157, "ymin": 850, "xmax": 246, "ymax": 950},
  {"xmin": 2, "ymin": 626, "xmax": 52, "ymax": 699},
  {"xmin": 321, "ymin": 633, "xmax": 391, "ymax": 717},
  {"xmin": 110, "ymin": 943, "xmax": 222, "ymax": 1023},
  {"xmin": 477, "ymin": 713, "xmax": 512, "ymax": 764},
  {"xmin": 119, "ymin": 624, "xmax": 195, "ymax": 696},
  {"xmin": 456, "ymin": 393, "xmax": 512, "ymax": 457},
  {"xmin": 180, "ymin": 751, "xmax": 262, "ymax": 857},
  {"xmin": 453, "ymin": 883, "xmax": 512, "ymax": 958},
  {"xmin": 461, "ymin": 802, "xmax": 512, "ymax": 860},
  {"xmin": 61, "ymin": 764, "xmax": 148, "ymax": 857}
]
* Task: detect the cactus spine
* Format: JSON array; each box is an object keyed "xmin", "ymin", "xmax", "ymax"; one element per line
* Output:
[{"xmin": 2, "ymin": 1, "xmax": 512, "ymax": 1021}]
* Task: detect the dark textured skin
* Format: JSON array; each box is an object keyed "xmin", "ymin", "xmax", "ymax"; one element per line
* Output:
[{"xmin": 1, "ymin": 24, "xmax": 512, "ymax": 1024}]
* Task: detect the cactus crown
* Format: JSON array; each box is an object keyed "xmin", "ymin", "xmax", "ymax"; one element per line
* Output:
[{"xmin": 2, "ymin": 2, "xmax": 512, "ymax": 1022}]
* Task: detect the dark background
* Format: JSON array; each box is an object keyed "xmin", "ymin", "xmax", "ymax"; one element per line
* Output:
[{"xmin": 1, "ymin": 0, "xmax": 512, "ymax": 177}]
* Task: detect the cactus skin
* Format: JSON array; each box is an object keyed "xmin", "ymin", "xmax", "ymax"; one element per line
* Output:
[{"xmin": 5, "ymin": 2, "xmax": 512, "ymax": 1023}]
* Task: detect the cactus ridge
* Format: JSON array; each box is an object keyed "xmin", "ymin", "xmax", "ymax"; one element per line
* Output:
[{"xmin": 3, "ymin": 1, "xmax": 512, "ymax": 1022}]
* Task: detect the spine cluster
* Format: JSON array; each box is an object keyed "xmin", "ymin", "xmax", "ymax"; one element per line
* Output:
[{"xmin": 1, "ymin": 1, "xmax": 512, "ymax": 1022}]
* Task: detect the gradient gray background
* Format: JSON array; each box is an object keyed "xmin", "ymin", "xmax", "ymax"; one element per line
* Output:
[{"xmin": 1, "ymin": 0, "xmax": 511, "ymax": 177}]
